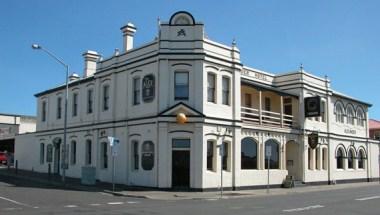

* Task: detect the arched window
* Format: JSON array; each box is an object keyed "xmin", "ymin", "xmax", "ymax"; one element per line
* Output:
[
  {"xmin": 40, "ymin": 143, "xmax": 45, "ymax": 164},
  {"xmin": 101, "ymin": 142, "xmax": 108, "ymax": 169},
  {"xmin": 241, "ymin": 137, "xmax": 258, "ymax": 169},
  {"xmin": 346, "ymin": 106, "xmax": 355, "ymax": 125},
  {"xmin": 357, "ymin": 108, "xmax": 365, "ymax": 127},
  {"xmin": 207, "ymin": 73, "xmax": 216, "ymax": 103},
  {"xmin": 85, "ymin": 139, "xmax": 92, "ymax": 165},
  {"xmin": 347, "ymin": 148, "xmax": 355, "ymax": 169},
  {"xmin": 265, "ymin": 139, "xmax": 279, "ymax": 169},
  {"xmin": 336, "ymin": 147, "xmax": 345, "ymax": 169},
  {"xmin": 358, "ymin": 149, "xmax": 366, "ymax": 169},
  {"xmin": 322, "ymin": 148, "xmax": 328, "ymax": 170},
  {"xmin": 335, "ymin": 103, "xmax": 344, "ymax": 123},
  {"xmin": 70, "ymin": 140, "xmax": 77, "ymax": 165},
  {"xmin": 207, "ymin": 140, "xmax": 215, "ymax": 171}
]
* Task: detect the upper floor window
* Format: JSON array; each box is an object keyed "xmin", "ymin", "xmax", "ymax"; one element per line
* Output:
[
  {"xmin": 72, "ymin": 93, "xmax": 78, "ymax": 117},
  {"xmin": 41, "ymin": 101, "xmax": 47, "ymax": 122},
  {"xmin": 133, "ymin": 77, "xmax": 141, "ymax": 105},
  {"xmin": 321, "ymin": 100, "xmax": 326, "ymax": 123},
  {"xmin": 87, "ymin": 89, "xmax": 93, "ymax": 114},
  {"xmin": 335, "ymin": 104, "xmax": 344, "ymax": 123},
  {"xmin": 175, "ymin": 72, "xmax": 189, "ymax": 100},
  {"xmin": 207, "ymin": 73, "xmax": 216, "ymax": 103},
  {"xmin": 57, "ymin": 97, "xmax": 62, "ymax": 119},
  {"xmin": 347, "ymin": 106, "xmax": 355, "ymax": 125},
  {"xmin": 222, "ymin": 76, "xmax": 230, "ymax": 105},
  {"xmin": 103, "ymin": 85, "xmax": 110, "ymax": 111},
  {"xmin": 357, "ymin": 108, "xmax": 365, "ymax": 127}
]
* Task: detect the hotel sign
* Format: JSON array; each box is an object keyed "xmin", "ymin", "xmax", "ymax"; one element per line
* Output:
[
  {"xmin": 142, "ymin": 74, "xmax": 155, "ymax": 102},
  {"xmin": 305, "ymin": 96, "xmax": 321, "ymax": 117},
  {"xmin": 308, "ymin": 132, "xmax": 319, "ymax": 149},
  {"xmin": 344, "ymin": 129, "xmax": 356, "ymax": 135}
]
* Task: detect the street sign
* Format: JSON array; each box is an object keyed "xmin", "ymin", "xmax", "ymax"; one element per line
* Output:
[{"xmin": 108, "ymin": 136, "xmax": 120, "ymax": 156}]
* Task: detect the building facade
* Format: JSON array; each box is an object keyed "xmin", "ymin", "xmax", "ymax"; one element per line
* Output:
[
  {"xmin": 0, "ymin": 113, "xmax": 36, "ymax": 153},
  {"xmin": 369, "ymin": 119, "xmax": 380, "ymax": 140},
  {"xmin": 16, "ymin": 11, "xmax": 380, "ymax": 190}
]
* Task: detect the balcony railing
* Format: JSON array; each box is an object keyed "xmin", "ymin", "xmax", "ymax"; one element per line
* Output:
[{"xmin": 241, "ymin": 106, "xmax": 294, "ymax": 127}]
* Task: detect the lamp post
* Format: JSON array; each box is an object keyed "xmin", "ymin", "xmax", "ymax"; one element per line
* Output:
[{"xmin": 32, "ymin": 44, "xmax": 69, "ymax": 184}]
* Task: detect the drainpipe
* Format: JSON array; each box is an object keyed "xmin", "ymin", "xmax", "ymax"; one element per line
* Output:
[{"xmin": 325, "ymin": 76, "xmax": 332, "ymax": 185}]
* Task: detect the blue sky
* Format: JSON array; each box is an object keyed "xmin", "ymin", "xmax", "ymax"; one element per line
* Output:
[{"xmin": 1, "ymin": 0, "xmax": 379, "ymax": 119}]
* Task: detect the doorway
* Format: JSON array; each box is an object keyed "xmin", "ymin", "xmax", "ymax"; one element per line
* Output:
[
  {"xmin": 171, "ymin": 139, "xmax": 190, "ymax": 189},
  {"xmin": 286, "ymin": 140, "xmax": 300, "ymax": 180}
]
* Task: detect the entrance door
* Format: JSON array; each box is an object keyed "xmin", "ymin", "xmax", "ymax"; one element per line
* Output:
[
  {"xmin": 286, "ymin": 140, "xmax": 299, "ymax": 180},
  {"xmin": 172, "ymin": 150, "xmax": 190, "ymax": 189}
]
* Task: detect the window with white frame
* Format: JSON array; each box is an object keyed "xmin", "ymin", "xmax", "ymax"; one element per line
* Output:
[
  {"xmin": 85, "ymin": 139, "xmax": 92, "ymax": 165},
  {"xmin": 336, "ymin": 147, "xmax": 345, "ymax": 169},
  {"xmin": 321, "ymin": 100, "xmax": 326, "ymax": 123},
  {"xmin": 41, "ymin": 101, "xmax": 47, "ymax": 122},
  {"xmin": 347, "ymin": 148, "xmax": 355, "ymax": 169},
  {"xmin": 222, "ymin": 76, "xmax": 230, "ymax": 105},
  {"xmin": 347, "ymin": 106, "xmax": 355, "ymax": 125},
  {"xmin": 207, "ymin": 140, "xmax": 215, "ymax": 171},
  {"xmin": 322, "ymin": 148, "xmax": 328, "ymax": 170},
  {"xmin": 335, "ymin": 104, "xmax": 344, "ymax": 123},
  {"xmin": 358, "ymin": 149, "xmax": 366, "ymax": 169},
  {"xmin": 87, "ymin": 89, "xmax": 93, "ymax": 114},
  {"xmin": 174, "ymin": 72, "xmax": 189, "ymax": 100},
  {"xmin": 101, "ymin": 142, "xmax": 108, "ymax": 169},
  {"xmin": 241, "ymin": 137, "xmax": 258, "ymax": 169},
  {"xmin": 57, "ymin": 97, "xmax": 62, "ymax": 119},
  {"xmin": 222, "ymin": 141, "xmax": 230, "ymax": 171},
  {"xmin": 265, "ymin": 139, "xmax": 279, "ymax": 169},
  {"xmin": 357, "ymin": 108, "xmax": 365, "ymax": 127},
  {"xmin": 132, "ymin": 140, "xmax": 139, "ymax": 170},
  {"xmin": 72, "ymin": 93, "xmax": 78, "ymax": 117},
  {"xmin": 103, "ymin": 85, "xmax": 110, "ymax": 111},
  {"xmin": 207, "ymin": 73, "xmax": 216, "ymax": 103},
  {"xmin": 40, "ymin": 143, "xmax": 45, "ymax": 164},
  {"xmin": 133, "ymin": 77, "xmax": 141, "ymax": 105},
  {"xmin": 70, "ymin": 140, "xmax": 76, "ymax": 165}
]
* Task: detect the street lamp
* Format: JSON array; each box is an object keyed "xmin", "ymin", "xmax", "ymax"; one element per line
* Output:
[{"xmin": 32, "ymin": 44, "xmax": 69, "ymax": 184}]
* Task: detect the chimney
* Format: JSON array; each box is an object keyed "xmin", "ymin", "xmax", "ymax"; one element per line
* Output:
[
  {"xmin": 82, "ymin": 50, "xmax": 100, "ymax": 77},
  {"xmin": 120, "ymin": 22, "xmax": 137, "ymax": 52}
]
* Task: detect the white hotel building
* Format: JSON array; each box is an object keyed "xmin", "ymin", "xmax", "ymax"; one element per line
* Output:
[{"xmin": 16, "ymin": 11, "xmax": 380, "ymax": 190}]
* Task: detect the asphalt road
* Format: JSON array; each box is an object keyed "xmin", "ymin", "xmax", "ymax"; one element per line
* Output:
[{"xmin": 1, "ymin": 176, "xmax": 380, "ymax": 214}]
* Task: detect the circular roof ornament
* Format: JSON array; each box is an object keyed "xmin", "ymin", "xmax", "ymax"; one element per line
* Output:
[
  {"xmin": 176, "ymin": 113, "xmax": 188, "ymax": 124},
  {"xmin": 169, "ymin": 11, "xmax": 195, "ymax": 26}
]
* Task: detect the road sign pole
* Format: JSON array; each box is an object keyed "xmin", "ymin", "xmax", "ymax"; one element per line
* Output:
[{"xmin": 112, "ymin": 152, "xmax": 115, "ymax": 192}]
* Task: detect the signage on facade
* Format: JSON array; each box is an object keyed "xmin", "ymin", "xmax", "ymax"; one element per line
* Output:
[
  {"xmin": 308, "ymin": 132, "xmax": 319, "ymax": 149},
  {"xmin": 142, "ymin": 141, "xmax": 154, "ymax": 170},
  {"xmin": 344, "ymin": 129, "xmax": 356, "ymax": 135},
  {"xmin": 142, "ymin": 74, "xmax": 155, "ymax": 102},
  {"xmin": 304, "ymin": 96, "xmax": 321, "ymax": 117}
]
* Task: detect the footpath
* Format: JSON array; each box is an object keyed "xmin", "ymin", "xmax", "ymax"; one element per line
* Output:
[{"xmin": 0, "ymin": 167, "xmax": 378, "ymax": 201}]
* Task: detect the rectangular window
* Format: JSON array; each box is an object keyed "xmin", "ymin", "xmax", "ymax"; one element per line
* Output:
[
  {"xmin": 316, "ymin": 148, "xmax": 320, "ymax": 170},
  {"xmin": 222, "ymin": 77, "xmax": 230, "ymax": 105},
  {"xmin": 264, "ymin": 97, "xmax": 271, "ymax": 111},
  {"xmin": 207, "ymin": 73, "xmax": 216, "ymax": 103},
  {"xmin": 57, "ymin": 97, "xmax": 62, "ymax": 119},
  {"xmin": 322, "ymin": 148, "xmax": 327, "ymax": 170},
  {"xmin": 174, "ymin": 72, "xmax": 189, "ymax": 100},
  {"xmin": 133, "ymin": 78, "xmax": 141, "ymax": 105},
  {"xmin": 40, "ymin": 143, "xmax": 45, "ymax": 164},
  {"xmin": 70, "ymin": 141, "xmax": 76, "ymax": 165},
  {"xmin": 132, "ymin": 141, "xmax": 139, "ymax": 170},
  {"xmin": 102, "ymin": 142, "xmax": 108, "ymax": 169},
  {"xmin": 308, "ymin": 148, "xmax": 312, "ymax": 170},
  {"xmin": 72, "ymin": 93, "xmax": 78, "ymax": 117},
  {"xmin": 172, "ymin": 139, "xmax": 191, "ymax": 148},
  {"xmin": 222, "ymin": 142, "xmax": 229, "ymax": 171},
  {"xmin": 207, "ymin": 141, "xmax": 214, "ymax": 171},
  {"xmin": 103, "ymin": 85, "xmax": 109, "ymax": 111},
  {"xmin": 42, "ymin": 101, "xmax": 46, "ymax": 122},
  {"xmin": 85, "ymin": 140, "xmax": 92, "ymax": 165},
  {"xmin": 87, "ymin": 89, "xmax": 93, "ymax": 114},
  {"xmin": 321, "ymin": 100, "xmax": 326, "ymax": 122}
]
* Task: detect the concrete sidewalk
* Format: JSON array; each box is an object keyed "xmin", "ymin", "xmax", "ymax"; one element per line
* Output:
[{"xmin": 1, "ymin": 167, "xmax": 379, "ymax": 200}]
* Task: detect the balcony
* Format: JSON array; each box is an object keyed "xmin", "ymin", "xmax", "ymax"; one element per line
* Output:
[
  {"xmin": 241, "ymin": 81, "xmax": 299, "ymax": 128},
  {"xmin": 241, "ymin": 106, "xmax": 294, "ymax": 127}
]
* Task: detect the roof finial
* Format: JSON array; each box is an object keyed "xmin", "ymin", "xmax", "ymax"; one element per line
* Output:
[
  {"xmin": 232, "ymin": 38, "xmax": 236, "ymax": 46},
  {"xmin": 299, "ymin": 63, "xmax": 304, "ymax": 72}
]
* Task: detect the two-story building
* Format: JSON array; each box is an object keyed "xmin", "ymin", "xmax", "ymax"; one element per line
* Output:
[{"xmin": 15, "ymin": 11, "xmax": 380, "ymax": 190}]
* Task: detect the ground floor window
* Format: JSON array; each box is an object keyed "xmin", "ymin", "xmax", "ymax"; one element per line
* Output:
[
  {"xmin": 40, "ymin": 143, "xmax": 45, "ymax": 164},
  {"xmin": 241, "ymin": 137, "xmax": 258, "ymax": 169},
  {"xmin": 132, "ymin": 140, "xmax": 139, "ymax": 170},
  {"xmin": 358, "ymin": 149, "xmax": 366, "ymax": 169},
  {"xmin": 207, "ymin": 140, "xmax": 215, "ymax": 171},
  {"xmin": 265, "ymin": 139, "xmax": 279, "ymax": 169},
  {"xmin": 85, "ymin": 140, "xmax": 92, "ymax": 165},
  {"xmin": 348, "ymin": 149, "xmax": 355, "ymax": 169},
  {"xmin": 322, "ymin": 148, "xmax": 328, "ymax": 170},
  {"xmin": 101, "ymin": 142, "xmax": 108, "ymax": 169},
  {"xmin": 70, "ymin": 141, "xmax": 76, "ymax": 165},
  {"xmin": 222, "ymin": 142, "xmax": 229, "ymax": 171},
  {"xmin": 336, "ymin": 147, "xmax": 345, "ymax": 169}
]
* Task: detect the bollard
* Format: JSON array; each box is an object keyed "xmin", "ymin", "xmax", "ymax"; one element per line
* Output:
[
  {"xmin": 15, "ymin": 160, "xmax": 18, "ymax": 174},
  {"xmin": 48, "ymin": 163, "xmax": 51, "ymax": 180}
]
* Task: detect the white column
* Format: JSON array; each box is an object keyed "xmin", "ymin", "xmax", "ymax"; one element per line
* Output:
[
  {"xmin": 280, "ymin": 96, "xmax": 284, "ymax": 127},
  {"xmin": 259, "ymin": 91, "xmax": 262, "ymax": 125}
]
